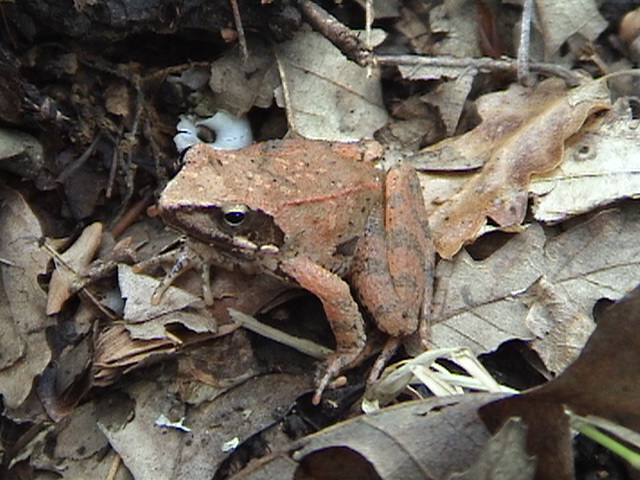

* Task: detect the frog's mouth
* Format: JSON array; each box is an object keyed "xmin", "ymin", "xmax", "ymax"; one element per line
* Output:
[{"xmin": 164, "ymin": 204, "xmax": 285, "ymax": 257}]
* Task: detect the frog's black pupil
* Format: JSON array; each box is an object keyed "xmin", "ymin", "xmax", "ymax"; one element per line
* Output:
[{"xmin": 224, "ymin": 211, "xmax": 246, "ymax": 225}]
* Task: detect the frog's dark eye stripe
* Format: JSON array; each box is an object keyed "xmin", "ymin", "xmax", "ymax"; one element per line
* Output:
[{"xmin": 221, "ymin": 204, "xmax": 249, "ymax": 226}]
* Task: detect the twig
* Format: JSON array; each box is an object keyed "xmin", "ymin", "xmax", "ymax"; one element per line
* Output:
[
  {"xmin": 109, "ymin": 190, "xmax": 154, "ymax": 239},
  {"xmin": 77, "ymin": 56, "xmax": 146, "ymax": 229},
  {"xmin": 55, "ymin": 134, "xmax": 101, "ymax": 183},
  {"xmin": 229, "ymin": 0, "xmax": 248, "ymax": 62},
  {"xmin": 518, "ymin": 0, "xmax": 534, "ymax": 85},
  {"xmin": 297, "ymin": 0, "xmax": 372, "ymax": 66},
  {"xmin": 374, "ymin": 54, "xmax": 583, "ymax": 86},
  {"xmin": 229, "ymin": 308, "xmax": 333, "ymax": 359},
  {"xmin": 365, "ymin": 0, "xmax": 374, "ymax": 77},
  {"xmin": 273, "ymin": 44, "xmax": 295, "ymax": 132},
  {"xmin": 365, "ymin": 0, "xmax": 373, "ymax": 48},
  {"xmin": 105, "ymin": 132, "xmax": 120, "ymax": 199},
  {"xmin": 105, "ymin": 451, "xmax": 122, "ymax": 480}
]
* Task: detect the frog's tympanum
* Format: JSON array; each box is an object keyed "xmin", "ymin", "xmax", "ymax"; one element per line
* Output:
[{"xmin": 158, "ymin": 138, "xmax": 434, "ymax": 403}]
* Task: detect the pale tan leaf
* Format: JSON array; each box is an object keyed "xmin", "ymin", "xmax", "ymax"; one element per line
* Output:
[
  {"xmin": 535, "ymin": 0, "xmax": 608, "ymax": 59},
  {"xmin": 432, "ymin": 207, "xmax": 640, "ymax": 370},
  {"xmin": 209, "ymin": 39, "xmax": 279, "ymax": 114},
  {"xmin": 531, "ymin": 98, "xmax": 640, "ymax": 222},
  {"xmin": 274, "ymin": 30, "xmax": 388, "ymax": 141},
  {"xmin": 118, "ymin": 264, "xmax": 216, "ymax": 340},
  {"xmin": 46, "ymin": 222, "xmax": 103, "ymax": 315},
  {"xmin": 430, "ymin": 0, "xmax": 483, "ymax": 58},
  {"xmin": 421, "ymin": 69, "xmax": 476, "ymax": 135},
  {"xmin": 431, "ymin": 225, "xmax": 545, "ymax": 353},
  {"xmin": 523, "ymin": 277, "xmax": 595, "ymax": 374},
  {"xmin": 0, "ymin": 187, "xmax": 50, "ymax": 409}
]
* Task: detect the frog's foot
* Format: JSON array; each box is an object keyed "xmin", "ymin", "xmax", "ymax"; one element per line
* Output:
[
  {"xmin": 367, "ymin": 336, "xmax": 402, "ymax": 385},
  {"xmin": 144, "ymin": 246, "xmax": 208, "ymax": 305},
  {"xmin": 313, "ymin": 351, "xmax": 360, "ymax": 405}
]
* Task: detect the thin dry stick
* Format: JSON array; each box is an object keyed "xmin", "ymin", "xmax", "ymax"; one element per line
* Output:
[
  {"xmin": 105, "ymin": 451, "xmax": 122, "ymax": 480},
  {"xmin": 229, "ymin": 0, "xmax": 248, "ymax": 62},
  {"xmin": 55, "ymin": 134, "xmax": 101, "ymax": 183},
  {"xmin": 518, "ymin": 0, "xmax": 534, "ymax": 85},
  {"xmin": 109, "ymin": 190, "xmax": 154, "ymax": 239},
  {"xmin": 365, "ymin": 0, "xmax": 373, "ymax": 48},
  {"xmin": 105, "ymin": 134, "xmax": 120, "ymax": 198},
  {"xmin": 273, "ymin": 43, "xmax": 295, "ymax": 133},
  {"xmin": 365, "ymin": 0, "xmax": 374, "ymax": 77},
  {"xmin": 374, "ymin": 54, "xmax": 582, "ymax": 86},
  {"xmin": 229, "ymin": 308, "xmax": 333, "ymax": 359},
  {"xmin": 298, "ymin": 0, "xmax": 372, "ymax": 66}
]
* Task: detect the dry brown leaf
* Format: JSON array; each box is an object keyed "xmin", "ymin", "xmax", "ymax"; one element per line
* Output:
[
  {"xmin": 119, "ymin": 264, "xmax": 216, "ymax": 339},
  {"xmin": 208, "ymin": 38, "xmax": 279, "ymax": 114},
  {"xmin": 0, "ymin": 128, "xmax": 44, "ymax": 178},
  {"xmin": 430, "ymin": 0, "xmax": 483, "ymax": 58},
  {"xmin": 47, "ymin": 222, "xmax": 103, "ymax": 315},
  {"xmin": 394, "ymin": 4, "xmax": 430, "ymax": 54},
  {"xmin": 422, "ymin": 78, "xmax": 611, "ymax": 258},
  {"xmin": 522, "ymin": 277, "xmax": 596, "ymax": 375},
  {"xmin": 104, "ymin": 81, "xmax": 132, "ymax": 117},
  {"xmin": 481, "ymin": 282, "xmax": 640, "ymax": 479},
  {"xmin": 432, "ymin": 206, "xmax": 640, "ymax": 373},
  {"xmin": 421, "ymin": 70, "xmax": 476, "ymax": 135},
  {"xmin": 98, "ymin": 372, "xmax": 308, "ymax": 480},
  {"xmin": 92, "ymin": 323, "xmax": 181, "ymax": 387},
  {"xmin": 13, "ymin": 400, "xmax": 129, "ymax": 480},
  {"xmin": 274, "ymin": 30, "xmax": 388, "ymax": 141},
  {"xmin": 0, "ymin": 187, "xmax": 51, "ymax": 409},
  {"xmin": 534, "ymin": 0, "xmax": 607, "ymax": 59},
  {"xmin": 230, "ymin": 393, "xmax": 509, "ymax": 480},
  {"xmin": 449, "ymin": 417, "xmax": 535, "ymax": 480}
]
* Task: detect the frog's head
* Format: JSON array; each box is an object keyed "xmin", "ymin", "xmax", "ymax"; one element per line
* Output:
[{"xmin": 159, "ymin": 201, "xmax": 285, "ymax": 258}]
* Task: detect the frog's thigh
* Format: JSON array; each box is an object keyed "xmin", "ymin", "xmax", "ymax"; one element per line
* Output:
[
  {"xmin": 353, "ymin": 164, "xmax": 434, "ymax": 337},
  {"xmin": 279, "ymin": 255, "xmax": 366, "ymax": 357}
]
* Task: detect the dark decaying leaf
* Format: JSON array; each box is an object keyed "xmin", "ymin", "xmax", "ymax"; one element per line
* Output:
[
  {"xmin": 480, "ymin": 284, "xmax": 640, "ymax": 479},
  {"xmin": 450, "ymin": 417, "xmax": 535, "ymax": 480},
  {"xmin": 229, "ymin": 393, "xmax": 515, "ymax": 480}
]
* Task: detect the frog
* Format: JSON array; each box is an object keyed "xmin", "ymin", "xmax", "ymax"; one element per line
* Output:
[{"xmin": 157, "ymin": 138, "xmax": 435, "ymax": 404}]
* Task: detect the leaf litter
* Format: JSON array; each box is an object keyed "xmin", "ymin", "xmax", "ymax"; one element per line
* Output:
[
  {"xmin": 3, "ymin": 1, "xmax": 640, "ymax": 480},
  {"xmin": 418, "ymin": 77, "xmax": 611, "ymax": 258}
]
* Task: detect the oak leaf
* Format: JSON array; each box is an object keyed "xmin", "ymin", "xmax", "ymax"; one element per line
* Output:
[{"xmin": 421, "ymin": 78, "xmax": 611, "ymax": 258}]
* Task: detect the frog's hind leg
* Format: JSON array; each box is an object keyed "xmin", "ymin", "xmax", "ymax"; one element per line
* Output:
[
  {"xmin": 350, "ymin": 163, "xmax": 435, "ymax": 360},
  {"xmin": 280, "ymin": 254, "xmax": 367, "ymax": 405},
  {"xmin": 384, "ymin": 163, "xmax": 435, "ymax": 347}
]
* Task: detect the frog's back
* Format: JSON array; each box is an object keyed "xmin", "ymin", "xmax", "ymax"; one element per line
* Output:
[{"xmin": 166, "ymin": 139, "xmax": 383, "ymax": 270}]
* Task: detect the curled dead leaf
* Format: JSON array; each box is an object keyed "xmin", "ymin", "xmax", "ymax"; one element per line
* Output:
[{"xmin": 422, "ymin": 78, "xmax": 611, "ymax": 258}]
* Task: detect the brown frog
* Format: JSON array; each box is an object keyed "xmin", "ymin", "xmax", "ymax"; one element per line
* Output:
[{"xmin": 158, "ymin": 138, "xmax": 434, "ymax": 403}]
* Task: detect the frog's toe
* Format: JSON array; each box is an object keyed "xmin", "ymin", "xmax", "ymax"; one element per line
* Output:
[
  {"xmin": 313, "ymin": 352, "xmax": 358, "ymax": 405},
  {"xmin": 367, "ymin": 336, "xmax": 402, "ymax": 384}
]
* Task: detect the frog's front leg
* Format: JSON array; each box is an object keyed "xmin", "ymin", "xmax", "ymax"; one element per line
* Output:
[
  {"xmin": 350, "ymin": 162, "xmax": 435, "ymax": 362},
  {"xmin": 280, "ymin": 255, "xmax": 366, "ymax": 405}
]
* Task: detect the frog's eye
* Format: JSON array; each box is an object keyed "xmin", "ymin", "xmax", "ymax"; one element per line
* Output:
[{"xmin": 221, "ymin": 204, "xmax": 249, "ymax": 227}]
